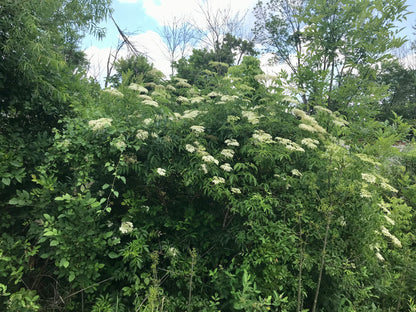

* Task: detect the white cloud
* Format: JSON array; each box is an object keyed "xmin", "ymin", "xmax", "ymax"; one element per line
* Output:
[{"xmin": 118, "ymin": 0, "xmax": 138, "ymax": 3}]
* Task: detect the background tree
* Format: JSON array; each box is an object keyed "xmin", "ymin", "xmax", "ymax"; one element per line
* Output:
[{"xmin": 254, "ymin": 0, "xmax": 408, "ymax": 117}]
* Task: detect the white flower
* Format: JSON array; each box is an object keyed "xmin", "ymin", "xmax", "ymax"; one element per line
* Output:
[
  {"xmin": 361, "ymin": 173, "xmax": 376, "ymax": 184},
  {"xmin": 157, "ymin": 168, "xmax": 166, "ymax": 176},
  {"xmin": 177, "ymin": 96, "xmax": 190, "ymax": 103},
  {"xmin": 242, "ymin": 111, "xmax": 260, "ymax": 124},
  {"xmin": 143, "ymin": 99, "xmax": 159, "ymax": 107},
  {"xmin": 225, "ymin": 139, "xmax": 239, "ymax": 147},
  {"xmin": 221, "ymin": 149, "xmax": 235, "ymax": 159},
  {"xmin": 207, "ymin": 91, "xmax": 222, "ymax": 97},
  {"xmin": 231, "ymin": 187, "xmax": 241, "ymax": 194},
  {"xmin": 138, "ymin": 94, "xmax": 152, "ymax": 101},
  {"xmin": 375, "ymin": 252, "xmax": 385, "ymax": 261},
  {"xmin": 166, "ymin": 85, "xmax": 176, "ymax": 92},
  {"xmin": 190, "ymin": 96, "xmax": 205, "ymax": 104},
  {"xmin": 114, "ymin": 140, "xmax": 126, "ymax": 151},
  {"xmin": 185, "ymin": 144, "xmax": 196, "ymax": 153},
  {"xmin": 103, "ymin": 88, "xmax": 124, "ymax": 97},
  {"xmin": 384, "ymin": 215, "xmax": 395, "ymax": 225},
  {"xmin": 182, "ymin": 110, "xmax": 200, "ymax": 119},
  {"xmin": 143, "ymin": 118, "xmax": 153, "ymax": 125},
  {"xmin": 201, "ymin": 164, "xmax": 208, "ymax": 174},
  {"xmin": 128, "ymin": 83, "xmax": 148, "ymax": 93},
  {"xmin": 252, "ymin": 130, "xmax": 275, "ymax": 144},
  {"xmin": 380, "ymin": 225, "xmax": 402, "ymax": 247},
  {"xmin": 136, "ymin": 129, "xmax": 149, "ymax": 140},
  {"xmin": 314, "ymin": 106, "xmax": 333, "ymax": 114},
  {"xmin": 299, "ymin": 123, "xmax": 317, "ymax": 133},
  {"xmin": 301, "ymin": 138, "xmax": 319, "ymax": 149},
  {"xmin": 380, "ymin": 182, "xmax": 398, "ymax": 193},
  {"xmin": 291, "ymin": 169, "xmax": 302, "ymax": 177},
  {"xmin": 276, "ymin": 137, "xmax": 304, "ymax": 152},
  {"xmin": 88, "ymin": 118, "xmax": 113, "ymax": 131},
  {"xmin": 151, "ymin": 132, "xmax": 159, "ymax": 138},
  {"xmin": 202, "ymin": 155, "xmax": 219, "ymax": 165},
  {"xmin": 220, "ymin": 163, "xmax": 233, "ymax": 172},
  {"xmin": 360, "ymin": 188, "xmax": 372, "ymax": 198},
  {"xmin": 119, "ymin": 221, "xmax": 134, "ymax": 234},
  {"xmin": 190, "ymin": 125, "xmax": 205, "ymax": 133},
  {"xmin": 212, "ymin": 176, "xmax": 225, "ymax": 184}
]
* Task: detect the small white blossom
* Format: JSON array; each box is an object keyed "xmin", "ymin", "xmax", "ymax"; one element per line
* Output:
[
  {"xmin": 88, "ymin": 118, "xmax": 113, "ymax": 131},
  {"xmin": 202, "ymin": 155, "xmax": 219, "ymax": 165},
  {"xmin": 301, "ymin": 138, "xmax": 319, "ymax": 149},
  {"xmin": 361, "ymin": 173, "xmax": 377, "ymax": 184},
  {"xmin": 384, "ymin": 215, "xmax": 395, "ymax": 225},
  {"xmin": 143, "ymin": 99, "xmax": 159, "ymax": 107},
  {"xmin": 225, "ymin": 139, "xmax": 240, "ymax": 147},
  {"xmin": 143, "ymin": 118, "xmax": 153, "ymax": 125},
  {"xmin": 380, "ymin": 182, "xmax": 398, "ymax": 193},
  {"xmin": 220, "ymin": 163, "xmax": 233, "ymax": 172},
  {"xmin": 182, "ymin": 110, "xmax": 200, "ymax": 119},
  {"xmin": 119, "ymin": 221, "xmax": 134, "ymax": 234},
  {"xmin": 380, "ymin": 225, "xmax": 402, "ymax": 247},
  {"xmin": 177, "ymin": 96, "xmax": 190, "ymax": 103},
  {"xmin": 375, "ymin": 252, "xmax": 385, "ymax": 261},
  {"xmin": 242, "ymin": 111, "xmax": 260, "ymax": 124},
  {"xmin": 114, "ymin": 140, "xmax": 126, "ymax": 151},
  {"xmin": 212, "ymin": 176, "xmax": 225, "ymax": 184},
  {"xmin": 221, "ymin": 149, "xmax": 235, "ymax": 159},
  {"xmin": 128, "ymin": 83, "xmax": 148, "ymax": 93},
  {"xmin": 136, "ymin": 129, "xmax": 149, "ymax": 140},
  {"xmin": 252, "ymin": 130, "xmax": 275, "ymax": 144},
  {"xmin": 151, "ymin": 132, "xmax": 159, "ymax": 138},
  {"xmin": 360, "ymin": 188, "xmax": 372, "ymax": 198},
  {"xmin": 231, "ymin": 187, "xmax": 241, "ymax": 194},
  {"xmin": 157, "ymin": 168, "xmax": 166, "ymax": 176},
  {"xmin": 291, "ymin": 169, "xmax": 302, "ymax": 177},
  {"xmin": 201, "ymin": 164, "xmax": 208, "ymax": 174},
  {"xmin": 185, "ymin": 144, "xmax": 196, "ymax": 153},
  {"xmin": 190, "ymin": 125, "xmax": 205, "ymax": 133},
  {"xmin": 103, "ymin": 88, "xmax": 124, "ymax": 97}
]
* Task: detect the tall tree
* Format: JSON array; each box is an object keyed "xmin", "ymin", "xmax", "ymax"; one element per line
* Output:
[{"xmin": 254, "ymin": 0, "xmax": 408, "ymax": 116}]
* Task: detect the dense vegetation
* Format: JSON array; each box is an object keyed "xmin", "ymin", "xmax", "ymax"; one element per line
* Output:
[{"xmin": 1, "ymin": 0, "xmax": 416, "ymax": 311}]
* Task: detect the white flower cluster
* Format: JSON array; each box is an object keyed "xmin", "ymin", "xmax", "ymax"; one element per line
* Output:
[
  {"xmin": 103, "ymin": 88, "xmax": 124, "ymax": 97},
  {"xmin": 225, "ymin": 139, "xmax": 239, "ymax": 147},
  {"xmin": 221, "ymin": 149, "xmax": 235, "ymax": 159},
  {"xmin": 220, "ymin": 95, "xmax": 239, "ymax": 102},
  {"xmin": 361, "ymin": 173, "xmax": 377, "ymax": 184},
  {"xmin": 181, "ymin": 110, "xmax": 200, "ymax": 119},
  {"xmin": 138, "ymin": 94, "xmax": 152, "ymax": 101},
  {"xmin": 190, "ymin": 125, "xmax": 205, "ymax": 134},
  {"xmin": 185, "ymin": 144, "xmax": 196, "ymax": 153},
  {"xmin": 190, "ymin": 96, "xmax": 205, "ymax": 104},
  {"xmin": 136, "ymin": 129, "xmax": 149, "ymax": 140},
  {"xmin": 291, "ymin": 169, "xmax": 302, "ymax": 177},
  {"xmin": 220, "ymin": 163, "xmax": 233, "ymax": 172},
  {"xmin": 355, "ymin": 154, "xmax": 381, "ymax": 166},
  {"xmin": 166, "ymin": 85, "xmax": 176, "ymax": 92},
  {"xmin": 207, "ymin": 91, "xmax": 222, "ymax": 97},
  {"xmin": 128, "ymin": 83, "xmax": 148, "ymax": 93},
  {"xmin": 142, "ymin": 99, "xmax": 159, "ymax": 107},
  {"xmin": 175, "ymin": 78, "xmax": 192, "ymax": 88},
  {"xmin": 301, "ymin": 138, "xmax": 319, "ymax": 149},
  {"xmin": 119, "ymin": 221, "xmax": 134, "ymax": 234},
  {"xmin": 202, "ymin": 155, "xmax": 219, "ymax": 165},
  {"xmin": 201, "ymin": 164, "xmax": 208, "ymax": 174},
  {"xmin": 275, "ymin": 137, "xmax": 305, "ymax": 152},
  {"xmin": 360, "ymin": 188, "xmax": 372, "ymax": 198},
  {"xmin": 212, "ymin": 176, "xmax": 225, "ymax": 184},
  {"xmin": 380, "ymin": 225, "xmax": 402, "ymax": 247},
  {"xmin": 177, "ymin": 96, "xmax": 190, "ymax": 103},
  {"xmin": 242, "ymin": 111, "xmax": 260, "ymax": 124},
  {"xmin": 113, "ymin": 137, "xmax": 126, "ymax": 151},
  {"xmin": 380, "ymin": 182, "xmax": 398, "ymax": 193},
  {"xmin": 231, "ymin": 187, "xmax": 241, "ymax": 194},
  {"xmin": 293, "ymin": 108, "xmax": 326, "ymax": 134},
  {"xmin": 252, "ymin": 130, "xmax": 275, "ymax": 144},
  {"xmin": 88, "ymin": 118, "xmax": 113, "ymax": 131},
  {"xmin": 157, "ymin": 168, "xmax": 166, "ymax": 176}
]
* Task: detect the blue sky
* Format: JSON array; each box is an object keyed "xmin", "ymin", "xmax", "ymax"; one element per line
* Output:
[{"xmin": 82, "ymin": 0, "xmax": 416, "ymax": 83}]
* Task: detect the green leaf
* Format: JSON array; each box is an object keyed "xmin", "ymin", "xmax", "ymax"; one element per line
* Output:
[
  {"xmin": 2, "ymin": 178, "xmax": 11, "ymax": 186},
  {"xmin": 50, "ymin": 240, "xmax": 59, "ymax": 246},
  {"xmin": 68, "ymin": 271, "xmax": 75, "ymax": 282},
  {"xmin": 120, "ymin": 176, "xmax": 126, "ymax": 184},
  {"xmin": 102, "ymin": 183, "xmax": 110, "ymax": 190},
  {"xmin": 60, "ymin": 258, "xmax": 69, "ymax": 268},
  {"xmin": 108, "ymin": 252, "xmax": 119, "ymax": 259},
  {"xmin": 112, "ymin": 190, "xmax": 119, "ymax": 198}
]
